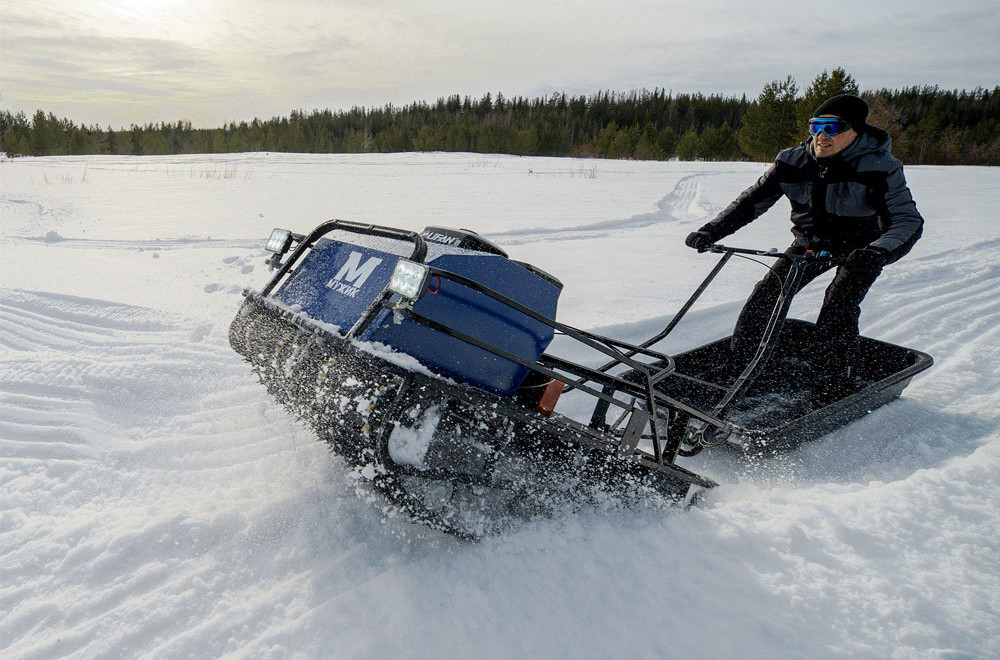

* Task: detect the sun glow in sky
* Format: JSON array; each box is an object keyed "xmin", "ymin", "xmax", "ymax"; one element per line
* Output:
[{"xmin": 2, "ymin": 0, "xmax": 998, "ymax": 128}]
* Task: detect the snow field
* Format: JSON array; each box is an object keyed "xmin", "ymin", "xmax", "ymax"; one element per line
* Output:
[{"xmin": 1, "ymin": 153, "xmax": 998, "ymax": 659}]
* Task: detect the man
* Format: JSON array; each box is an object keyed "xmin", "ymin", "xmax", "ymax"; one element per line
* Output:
[{"xmin": 685, "ymin": 94, "xmax": 923, "ymax": 403}]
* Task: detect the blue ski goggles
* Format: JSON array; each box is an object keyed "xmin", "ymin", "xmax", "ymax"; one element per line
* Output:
[{"xmin": 808, "ymin": 117, "xmax": 853, "ymax": 137}]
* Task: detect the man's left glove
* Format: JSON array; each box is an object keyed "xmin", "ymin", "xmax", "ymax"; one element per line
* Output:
[{"xmin": 846, "ymin": 247, "xmax": 888, "ymax": 271}]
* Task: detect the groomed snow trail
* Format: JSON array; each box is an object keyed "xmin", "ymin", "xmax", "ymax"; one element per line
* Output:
[{"xmin": 2, "ymin": 154, "xmax": 998, "ymax": 660}]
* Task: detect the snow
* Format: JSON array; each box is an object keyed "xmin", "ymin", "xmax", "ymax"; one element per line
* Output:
[
  {"xmin": 2, "ymin": 152, "xmax": 999, "ymax": 660},
  {"xmin": 387, "ymin": 405, "xmax": 442, "ymax": 469}
]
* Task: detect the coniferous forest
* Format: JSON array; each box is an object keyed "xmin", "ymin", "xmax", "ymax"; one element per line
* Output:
[{"xmin": 2, "ymin": 69, "xmax": 998, "ymax": 165}]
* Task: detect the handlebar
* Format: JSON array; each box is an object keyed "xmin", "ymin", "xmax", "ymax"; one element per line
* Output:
[{"xmin": 705, "ymin": 244, "xmax": 845, "ymax": 264}]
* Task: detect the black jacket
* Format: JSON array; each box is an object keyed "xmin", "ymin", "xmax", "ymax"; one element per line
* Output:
[{"xmin": 698, "ymin": 127, "xmax": 923, "ymax": 263}]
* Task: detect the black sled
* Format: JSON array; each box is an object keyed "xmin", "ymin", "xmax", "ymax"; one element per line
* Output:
[{"xmin": 229, "ymin": 221, "xmax": 932, "ymax": 538}]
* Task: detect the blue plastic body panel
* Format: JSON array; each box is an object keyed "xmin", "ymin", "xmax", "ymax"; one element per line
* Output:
[
  {"xmin": 362, "ymin": 253, "xmax": 559, "ymax": 395},
  {"xmin": 272, "ymin": 237, "xmax": 560, "ymax": 396},
  {"xmin": 273, "ymin": 238, "xmax": 397, "ymax": 331}
]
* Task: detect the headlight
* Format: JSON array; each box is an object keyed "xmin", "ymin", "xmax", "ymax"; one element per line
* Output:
[
  {"xmin": 265, "ymin": 228, "xmax": 293, "ymax": 254},
  {"xmin": 388, "ymin": 260, "xmax": 429, "ymax": 300}
]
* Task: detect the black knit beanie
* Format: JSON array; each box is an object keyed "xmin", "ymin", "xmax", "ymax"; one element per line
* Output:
[{"xmin": 813, "ymin": 94, "xmax": 868, "ymax": 133}]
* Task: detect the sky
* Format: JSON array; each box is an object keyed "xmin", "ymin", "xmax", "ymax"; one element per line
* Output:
[{"xmin": 1, "ymin": 0, "xmax": 998, "ymax": 129}]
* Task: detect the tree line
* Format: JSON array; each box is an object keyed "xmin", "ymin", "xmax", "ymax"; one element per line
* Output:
[{"xmin": 2, "ymin": 69, "xmax": 998, "ymax": 165}]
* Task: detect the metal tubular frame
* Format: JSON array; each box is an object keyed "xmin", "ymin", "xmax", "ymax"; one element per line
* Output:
[{"xmin": 258, "ymin": 221, "xmax": 840, "ymax": 468}]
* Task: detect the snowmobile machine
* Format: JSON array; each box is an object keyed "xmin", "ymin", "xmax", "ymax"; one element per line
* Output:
[{"xmin": 229, "ymin": 219, "xmax": 932, "ymax": 538}]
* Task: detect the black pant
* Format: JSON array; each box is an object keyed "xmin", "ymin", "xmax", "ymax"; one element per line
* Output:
[{"xmin": 731, "ymin": 245, "xmax": 883, "ymax": 376}]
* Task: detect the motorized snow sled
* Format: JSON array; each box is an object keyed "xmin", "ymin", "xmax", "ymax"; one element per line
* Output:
[{"xmin": 229, "ymin": 220, "xmax": 932, "ymax": 538}]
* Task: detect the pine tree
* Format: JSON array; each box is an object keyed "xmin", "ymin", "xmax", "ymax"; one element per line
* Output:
[
  {"xmin": 676, "ymin": 125, "xmax": 702, "ymax": 160},
  {"xmin": 657, "ymin": 127, "xmax": 677, "ymax": 159},
  {"xmin": 0, "ymin": 111, "xmax": 31, "ymax": 156},
  {"xmin": 701, "ymin": 122, "xmax": 741, "ymax": 161},
  {"xmin": 593, "ymin": 121, "xmax": 619, "ymax": 157},
  {"xmin": 738, "ymin": 76, "xmax": 800, "ymax": 162},
  {"xmin": 798, "ymin": 68, "xmax": 860, "ymax": 127}
]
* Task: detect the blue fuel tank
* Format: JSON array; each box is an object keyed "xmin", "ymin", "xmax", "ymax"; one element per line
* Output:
[{"xmin": 273, "ymin": 228, "xmax": 561, "ymax": 396}]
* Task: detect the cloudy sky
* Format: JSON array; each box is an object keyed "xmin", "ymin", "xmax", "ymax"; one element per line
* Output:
[{"xmin": 2, "ymin": 0, "xmax": 998, "ymax": 129}]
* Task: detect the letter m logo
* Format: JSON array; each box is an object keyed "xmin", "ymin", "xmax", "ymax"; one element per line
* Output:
[{"xmin": 333, "ymin": 251, "xmax": 383, "ymax": 288}]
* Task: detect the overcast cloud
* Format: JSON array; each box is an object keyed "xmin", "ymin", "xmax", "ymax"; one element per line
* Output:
[{"xmin": 1, "ymin": 0, "xmax": 998, "ymax": 128}]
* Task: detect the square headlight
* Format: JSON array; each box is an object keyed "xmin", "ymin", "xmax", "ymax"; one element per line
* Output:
[
  {"xmin": 388, "ymin": 260, "xmax": 429, "ymax": 300},
  {"xmin": 265, "ymin": 228, "xmax": 292, "ymax": 254}
]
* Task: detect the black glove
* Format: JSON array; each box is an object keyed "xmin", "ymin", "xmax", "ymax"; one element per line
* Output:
[
  {"xmin": 846, "ymin": 247, "xmax": 888, "ymax": 271},
  {"xmin": 685, "ymin": 230, "xmax": 714, "ymax": 253}
]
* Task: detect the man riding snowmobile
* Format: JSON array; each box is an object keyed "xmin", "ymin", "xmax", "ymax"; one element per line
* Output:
[{"xmin": 685, "ymin": 94, "xmax": 924, "ymax": 404}]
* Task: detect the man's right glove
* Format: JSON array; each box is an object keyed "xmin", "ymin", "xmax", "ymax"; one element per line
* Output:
[{"xmin": 685, "ymin": 230, "xmax": 714, "ymax": 253}]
